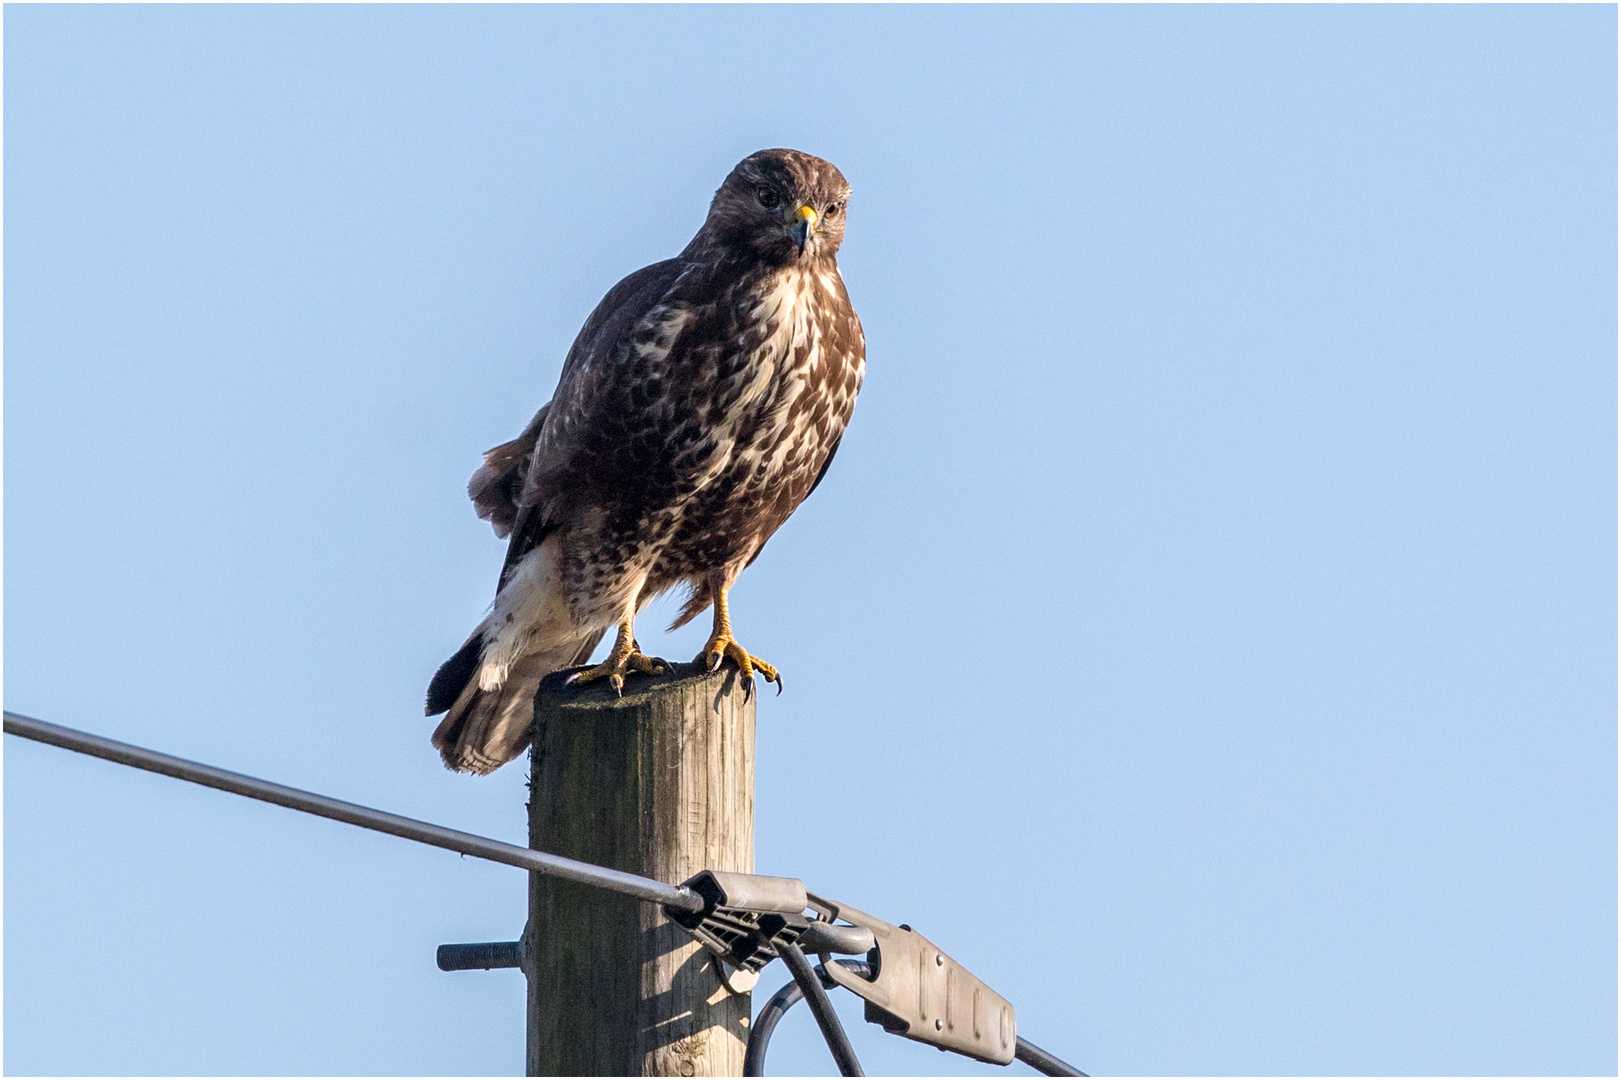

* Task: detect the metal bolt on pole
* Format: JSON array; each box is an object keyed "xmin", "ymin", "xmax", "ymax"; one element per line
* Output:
[{"xmin": 437, "ymin": 941, "xmax": 523, "ymax": 972}]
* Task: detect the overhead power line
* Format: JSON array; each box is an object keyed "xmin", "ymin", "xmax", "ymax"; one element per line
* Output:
[{"xmin": 2, "ymin": 711, "xmax": 701, "ymax": 911}]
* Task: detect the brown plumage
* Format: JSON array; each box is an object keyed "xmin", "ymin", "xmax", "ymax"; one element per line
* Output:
[{"xmin": 428, "ymin": 148, "xmax": 866, "ymax": 774}]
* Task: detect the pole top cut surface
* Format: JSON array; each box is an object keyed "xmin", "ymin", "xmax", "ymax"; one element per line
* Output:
[{"xmin": 537, "ymin": 660, "xmax": 757, "ymax": 713}]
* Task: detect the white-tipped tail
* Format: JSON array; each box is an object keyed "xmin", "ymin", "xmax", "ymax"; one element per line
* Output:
[{"xmin": 427, "ymin": 536, "xmax": 602, "ymax": 774}]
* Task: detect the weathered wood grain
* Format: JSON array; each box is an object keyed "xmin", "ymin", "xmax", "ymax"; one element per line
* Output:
[{"xmin": 526, "ymin": 662, "xmax": 755, "ymax": 1077}]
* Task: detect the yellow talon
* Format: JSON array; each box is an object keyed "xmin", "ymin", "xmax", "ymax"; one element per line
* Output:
[
  {"xmin": 696, "ymin": 633, "xmax": 781, "ymax": 698},
  {"xmin": 695, "ymin": 584, "xmax": 782, "ymax": 698},
  {"xmin": 570, "ymin": 627, "xmax": 668, "ymax": 696}
]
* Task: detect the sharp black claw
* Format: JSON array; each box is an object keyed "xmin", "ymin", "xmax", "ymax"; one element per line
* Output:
[{"xmin": 774, "ymin": 676, "xmax": 784, "ymax": 696}]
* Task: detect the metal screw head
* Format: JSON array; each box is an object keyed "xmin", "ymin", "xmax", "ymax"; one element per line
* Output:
[
  {"xmin": 935, "ymin": 1018, "xmax": 944, "ymax": 1031},
  {"xmin": 936, "ymin": 953, "xmax": 944, "ymax": 966}
]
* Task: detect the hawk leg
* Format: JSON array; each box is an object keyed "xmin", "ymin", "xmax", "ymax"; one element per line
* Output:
[
  {"xmin": 570, "ymin": 618, "xmax": 669, "ymax": 696},
  {"xmin": 696, "ymin": 588, "xmax": 782, "ymax": 698}
]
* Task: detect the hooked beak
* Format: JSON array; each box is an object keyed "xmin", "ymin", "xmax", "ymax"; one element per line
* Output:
[{"xmin": 790, "ymin": 203, "xmax": 818, "ymax": 252}]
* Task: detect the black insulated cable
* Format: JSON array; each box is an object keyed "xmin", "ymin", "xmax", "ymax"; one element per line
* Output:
[
  {"xmin": 1015, "ymin": 1037, "xmax": 1088, "ymax": 1076},
  {"xmin": 778, "ymin": 942, "xmax": 864, "ymax": 1076},
  {"xmin": 744, "ymin": 959, "xmax": 872, "ymax": 1076}
]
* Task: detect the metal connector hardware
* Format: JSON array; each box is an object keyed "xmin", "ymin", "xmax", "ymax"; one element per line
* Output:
[
  {"xmin": 798, "ymin": 919, "xmax": 876, "ymax": 956},
  {"xmin": 663, "ymin": 870, "xmax": 813, "ymax": 973},
  {"xmin": 809, "ymin": 894, "xmax": 1019, "ymax": 1067}
]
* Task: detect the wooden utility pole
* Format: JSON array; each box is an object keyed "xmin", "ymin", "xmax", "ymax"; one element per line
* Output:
[{"xmin": 526, "ymin": 662, "xmax": 755, "ymax": 1077}]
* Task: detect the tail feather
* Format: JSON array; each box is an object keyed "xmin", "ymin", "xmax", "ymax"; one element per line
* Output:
[
  {"xmin": 429, "ymin": 532, "xmax": 611, "ymax": 774},
  {"xmin": 668, "ymin": 579, "xmax": 714, "ymax": 632},
  {"xmin": 426, "ymin": 634, "xmax": 483, "ymax": 716},
  {"xmin": 467, "ymin": 404, "xmax": 548, "ymax": 540},
  {"xmin": 430, "ymin": 634, "xmax": 602, "ymax": 774}
]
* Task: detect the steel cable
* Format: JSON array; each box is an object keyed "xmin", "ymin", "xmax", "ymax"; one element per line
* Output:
[{"xmin": 2, "ymin": 711, "xmax": 702, "ymax": 911}]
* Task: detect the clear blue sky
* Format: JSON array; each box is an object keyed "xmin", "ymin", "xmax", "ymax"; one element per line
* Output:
[{"xmin": 4, "ymin": 5, "xmax": 1614, "ymax": 1076}]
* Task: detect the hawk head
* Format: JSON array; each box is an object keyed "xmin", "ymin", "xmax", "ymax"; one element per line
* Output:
[{"xmin": 694, "ymin": 148, "xmax": 852, "ymax": 266}]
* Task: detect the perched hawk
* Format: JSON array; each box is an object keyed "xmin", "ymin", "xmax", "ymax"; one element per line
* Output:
[{"xmin": 427, "ymin": 148, "xmax": 865, "ymax": 774}]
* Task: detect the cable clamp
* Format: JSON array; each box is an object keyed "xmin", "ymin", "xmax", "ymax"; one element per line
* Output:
[
  {"xmin": 808, "ymin": 893, "xmax": 1019, "ymax": 1066},
  {"xmin": 663, "ymin": 870, "xmax": 814, "ymax": 974}
]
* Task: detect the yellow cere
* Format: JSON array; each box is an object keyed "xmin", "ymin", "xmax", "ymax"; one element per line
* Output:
[{"xmin": 795, "ymin": 204, "xmax": 818, "ymax": 225}]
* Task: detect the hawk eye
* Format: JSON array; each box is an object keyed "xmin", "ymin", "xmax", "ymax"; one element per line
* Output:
[
  {"xmin": 826, "ymin": 201, "xmax": 843, "ymax": 218},
  {"xmin": 756, "ymin": 186, "xmax": 781, "ymax": 209}
]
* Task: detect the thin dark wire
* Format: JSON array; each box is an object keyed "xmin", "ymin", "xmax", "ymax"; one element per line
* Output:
[
  {"xmin": 779, "ymin": 942, "xmax": 864, "ymax": 1076},
  {"xmin": 744, "ymin": 970, "xmax": 808, "ymax": 1076},
  {"xmin": 744, "ymin": 959, "xmax": 873, "ymax": 1076},
  {"xmin": 1015, "ymin": 1037, "xmax": 1089, "ymax": 1076}
]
